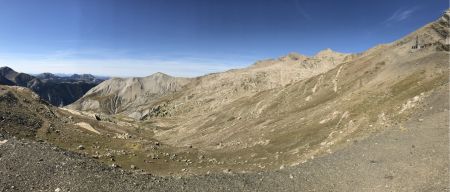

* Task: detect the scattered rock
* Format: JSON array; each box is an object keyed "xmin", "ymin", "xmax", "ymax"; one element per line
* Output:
[
  {"xmin": 0, "ymin": 140, "xmax": 7, "ymax": 145},
  {"xmin": 77, "ymin": 145, "xmax": 85, "ymax": 150}
]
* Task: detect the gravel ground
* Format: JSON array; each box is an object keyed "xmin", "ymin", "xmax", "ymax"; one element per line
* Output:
[{"xmin": 0, "ymin": 108, "xmax": 447, "ymax": 192}]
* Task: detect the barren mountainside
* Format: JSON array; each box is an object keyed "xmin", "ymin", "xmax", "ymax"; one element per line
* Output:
[
  {"xmin": 0, "ymin": 67, "xmax": 103, "ymax": 106},
  {"xmin": 144, "ymin": 10, "xmax": 449, "ymax": 166},
  {"xmin": 58, "ymin": 9, "xmax": 450, "ymax": 175},
  {"xmin": 135, "ymin": 49, "xmax": 352, "ymax": 119},
  {"xmin": 0, "ymin": 9, "xmax": 449, "ymax": 192},
  {"xmin": 68, "ymin": 72, "xmax": 191, "ymax": 115}
]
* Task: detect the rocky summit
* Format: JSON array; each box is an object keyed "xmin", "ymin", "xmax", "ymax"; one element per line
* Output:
[{"xmin": 0, "ymin": 7, "xmax": 449, "ymax": 192}]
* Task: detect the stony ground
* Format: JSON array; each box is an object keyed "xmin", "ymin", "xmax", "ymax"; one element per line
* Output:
[
  {"xmin": 0, "ymin": 10, "xmax": 449, "ymax": 192},
  {"xmin": 0, "ymin": 106, "xmax": 447, "ymax": 192}
]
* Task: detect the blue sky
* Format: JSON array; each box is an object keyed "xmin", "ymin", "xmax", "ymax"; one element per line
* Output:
[{"xmin": 0, "ymin": 0, "xmax": 447, "ymax": 77}]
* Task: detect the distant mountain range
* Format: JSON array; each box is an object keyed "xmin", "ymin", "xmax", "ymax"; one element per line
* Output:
[
  {"xmin": 35, "ymin": 72, "xmax": 107, "ymax": 84},
  {"xmin": 34, "ymin": 73, "xmax": 109, "ymax": 82},
  {"xmin": 0, "ymin": 66, "xmax": 108, "ymax": 106}
]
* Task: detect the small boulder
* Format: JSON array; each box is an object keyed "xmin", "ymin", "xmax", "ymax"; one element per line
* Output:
[
  {"xmin": 94, "ymin": 114, "xmax": 101, "ymax": 121},
  {"xmin": 223, "ymin": 169, "xmax": 232, "ymax": 174}
]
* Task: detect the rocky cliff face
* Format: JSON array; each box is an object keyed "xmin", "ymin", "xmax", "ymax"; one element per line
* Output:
[{"xmin": 0, "ymin": 67, "xmax": 104, "ymax": 106}]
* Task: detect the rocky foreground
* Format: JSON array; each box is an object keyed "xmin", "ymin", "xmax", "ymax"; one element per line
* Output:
[
  {"xmin": 0, "ymin": 106, "xmax": 447, "ymax": 191},
  {"xmin": 0, "ymin": 9, "xmax": 449, "ymax": 192}
]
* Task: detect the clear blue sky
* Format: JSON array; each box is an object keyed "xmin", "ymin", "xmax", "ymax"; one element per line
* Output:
[{"xmin": 0, "ymin": 0, "xmax": 447, "ymax": 77}]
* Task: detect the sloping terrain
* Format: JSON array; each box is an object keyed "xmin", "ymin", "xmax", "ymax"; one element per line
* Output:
[
  {"xmin": 0, "ymin": 85, "xmax": 214, "ymax": 176},
  {"xmin": 129, "ymin": 9, "xmax": 450, "ymax": 171},
  {"xmin": 0, "ymin": 106, "xmax": 447, "ymax": 191},
  {"xmin": 0, "ymin": 67, "xmax": 104, "ymax": 106},
  {"xmin": 0, "ymin": 86, "xmax": 50, "ymax": 139},
  {"xmin": 0, "ymin": 9, "xmax": 448, "ymax": 192},
  {"xmin": 126, "ymin": 49, "xmax": 353, "ymax": 120},
  {"xmin": 68, "ymin": 72, "xmax": 191, "ymax": 116}
]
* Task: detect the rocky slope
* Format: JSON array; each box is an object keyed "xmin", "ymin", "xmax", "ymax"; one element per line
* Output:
[
  {"xmin": 123, "ymin": 49, "xmax": 353, "ymax": 120},
  {"xmin": 0, "ymin": 9, "xmax": 448, "ymax": 192},
  {"xmin": 68, "ymin": 72, "xmax": 191, "ymax": 116},
  {"xmin": 64, "ymin": 9, "xmax": 450, "ymax": 174},
  {"xmin": 0, "ymin": 67, "xmax": 105, "ymax": 106},
  {"xmin": 1, "ymin": 108, "xmax": 447, "ymax": 191},
  {"xmin": 0, "ymin": 83, "xmax": 447, "ymax": 191},
  {"xmin": 135, "ymin": 8, "xmax": 449, "ymax": 171}
]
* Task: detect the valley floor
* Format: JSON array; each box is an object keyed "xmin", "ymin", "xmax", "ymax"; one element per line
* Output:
[{"xmin": 0, "ymin": 107, "xmax": 447, "ymax": 192}]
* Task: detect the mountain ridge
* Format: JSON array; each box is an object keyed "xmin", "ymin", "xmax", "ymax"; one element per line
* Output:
[
  {"xmin": 68, "ymin": 71, "xmax": 191, "ymax": 115},
  {"xmin": 0, "ymin": 67, "xmax": 105, "ymax": 106},
  {"xmin": 0, "ymin": 8, "xmax": 448, "ymax": 192}
]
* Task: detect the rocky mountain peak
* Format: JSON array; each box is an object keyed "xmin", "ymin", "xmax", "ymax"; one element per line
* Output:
[
  {"xmin": 149, "ymin": 72, "xmax": 171, "ymax": 78},
  {"xmin": 0, "ymin": 66, "xmax": 17, "ymax": 76}
]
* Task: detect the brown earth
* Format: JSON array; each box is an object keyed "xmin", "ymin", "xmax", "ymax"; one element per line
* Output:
[{"xmin": 0, "ymin": 8, "xmax": 449, "ymax": 192}]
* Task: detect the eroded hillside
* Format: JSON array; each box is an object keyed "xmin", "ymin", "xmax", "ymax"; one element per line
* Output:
[
  {"xmin": 0, "ymin": 9, "xmax": 448, "ymax": 192},
  {"xmin": 68, "ymin": 72, "xmax": 190, "ymax": 116}
]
